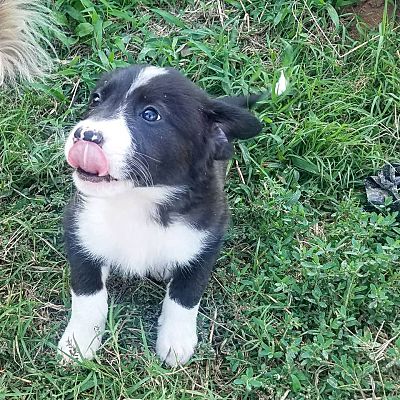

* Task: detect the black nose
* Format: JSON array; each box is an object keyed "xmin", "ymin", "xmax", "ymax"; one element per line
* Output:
[{"xmin": 74, "ymin": 128, "xmax": 103, "ymax": 145}]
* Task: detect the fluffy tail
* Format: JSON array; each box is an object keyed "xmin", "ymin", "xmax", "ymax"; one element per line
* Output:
[{"xmin": 0, "ymin": 0, "xmax": 53, "ymax": 85}]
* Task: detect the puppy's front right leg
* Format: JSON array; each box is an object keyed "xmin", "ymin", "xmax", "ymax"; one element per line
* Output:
[{"xmin": 58, "ymin": 255, "xmax": 109, "ymax": 362}]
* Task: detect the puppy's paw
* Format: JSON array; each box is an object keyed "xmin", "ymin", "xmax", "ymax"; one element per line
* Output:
[
  {"xmin": 156, "ymin": 321, "xmax": 198, "ymax": 367},
  {"xmin": 57, "ymin": 323, "xmax": 103, "ymax": 363}
]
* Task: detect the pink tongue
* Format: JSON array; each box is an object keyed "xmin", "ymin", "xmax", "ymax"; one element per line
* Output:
[{"xmin": 67, "ymin": 141, "xmax": 109, "ymax": 176}]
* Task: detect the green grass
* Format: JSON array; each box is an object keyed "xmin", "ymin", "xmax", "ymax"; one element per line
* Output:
[{"xmin": 1, "ymin": 0, "xmax": 400, "ymax": 398}]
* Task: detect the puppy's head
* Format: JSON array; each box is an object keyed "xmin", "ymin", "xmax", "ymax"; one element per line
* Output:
[{"xmin": 65, "ymin": 65, "xmax": 263, "ymax": 197}]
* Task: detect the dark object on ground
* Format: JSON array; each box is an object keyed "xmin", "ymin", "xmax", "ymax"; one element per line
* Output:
[{"xmin": 365, "ymin": 163, "xmax": 400, "ymax": 211}]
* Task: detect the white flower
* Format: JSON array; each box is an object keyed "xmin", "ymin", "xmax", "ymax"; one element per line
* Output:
[{"xmin": 275, "ymin": 70, "xmax": 288, "ymax": 96}]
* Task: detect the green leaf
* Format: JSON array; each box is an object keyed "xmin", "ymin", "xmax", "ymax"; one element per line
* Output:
[
  {"xmin": 65, "ymin": 6, "xmax": 85, "ymax": 22},
  {"xmin": 98, "ymin": 50, "xmax": 110, "ymax": 68},
  {"xmin": 269, "ymin": 134, "xmax": 284, "ymax": 145},
  {"xmin": 238, "ymin": 142, "xmax": 252, "ymax": 166},
  {"xmin": 190, "ymin": 41, "xmax": 213, "ymax": 58},
  {"xmin": 93, "ymin": 18, "xmax": 103, "ymax": 48},
  {"xmin": 326, "ymin": 4, "xmax": 340, "ymax": 28},
  {"xmin": 80, "ymin": 0, "xmax": 95, "ymax": 8},
  {"xmin": 287, "ymin": 189, "xmax": 302, "ymax": 205},
  {"xmin": 109, "ymin": 9, "xmax": 137, "ymax": 23},
  {"xmin": 335, "ymin": 0, "xmax": 359, "ymax": 6},
  {"xmin": 291, "ymin": 374, "xmax": 302, "ymax": 392},
  {"xmin": 327, "ymin": 377, "xmax": 338, "ymax": 388},
  {"xmin": 151, "ymin": 9, "xmax": 187, "ymax": 29},
  {"xmin": 75, "ymin": 23, "xmax": 94, "ymax": 37},
  {"xmin": 290, "ymin": 155, "xmax": 319, "ymax": 174}
]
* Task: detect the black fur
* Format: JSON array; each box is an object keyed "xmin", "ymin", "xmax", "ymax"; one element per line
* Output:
[
  {"xmin": 169, "ymin": 240, "xmax": 223, "ymax": 308},
  {"xmin": 63, "ymin": 195, "xmax": 103, "ymax": 295}
]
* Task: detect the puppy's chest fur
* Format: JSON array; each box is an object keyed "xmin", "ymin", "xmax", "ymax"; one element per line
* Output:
[{"xmin": 73, "ymin": 187, "xmax": 209, "ymax": 278}]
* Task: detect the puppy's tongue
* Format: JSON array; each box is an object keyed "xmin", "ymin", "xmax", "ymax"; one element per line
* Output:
[{"xmin": 67, "ymin": 141, "xmax": 109, "ymax": 176}]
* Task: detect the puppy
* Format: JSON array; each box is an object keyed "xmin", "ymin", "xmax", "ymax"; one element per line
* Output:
[
  {"xmin": 0, "ymin": 0, "xmax": 53, "ymax": 85},
  {"xmin": 58, "ymin": 65, "xmax": 263, "ymax": 366}
]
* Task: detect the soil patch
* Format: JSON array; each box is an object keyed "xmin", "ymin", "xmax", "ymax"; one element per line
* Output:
[{"xmin": 347, "ymin": 0, "xmax": 396, "ymax": 27}]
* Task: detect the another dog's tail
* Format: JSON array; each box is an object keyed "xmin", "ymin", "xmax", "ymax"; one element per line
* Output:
[{"xmin": 0, "ymin": 0, "xmax": 53, "ymax": 85}]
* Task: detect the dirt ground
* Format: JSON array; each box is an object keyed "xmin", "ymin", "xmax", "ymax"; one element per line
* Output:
[{"xmin": 348, "ymin": 0, "xmax": 396, "ymax": 27}]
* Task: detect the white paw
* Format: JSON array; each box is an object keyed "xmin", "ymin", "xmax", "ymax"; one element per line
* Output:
[
  {"xmin": 57, "ymin": 322, "xmax": 103, "ymax": 363},
  {"xmin": 156, "ymin": 326, "xmax": 197, "ymax": 366},
  {"xmin": 57, "ymin": 289, "xmax": 108, "ymax": 363},
  {"xmin": 156, "ymin": 319, "xmax": 198, "ymax": 367},
  {"xmin": 156, "ymin": 290, "xmax": 200, "ymax": 367}
]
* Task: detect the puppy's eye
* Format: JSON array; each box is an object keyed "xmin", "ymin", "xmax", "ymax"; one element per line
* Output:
[
  {"xmin": 91, "ymin": 92, "xmax": 101, "ymax": 105},
  {"xmin": 141, "ymin": 107, "xmax": 161, "ymax": 122}
]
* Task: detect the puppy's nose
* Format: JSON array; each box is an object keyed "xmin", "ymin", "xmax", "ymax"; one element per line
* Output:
[{"xmin": 74, "ymin": 128, "xmax": 103, "ymax": 145}]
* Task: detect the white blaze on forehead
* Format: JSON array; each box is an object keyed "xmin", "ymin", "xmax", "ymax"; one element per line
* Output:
[{"xmin": 126, "ymin": 66, "xmax": 168, "ymax": 97}]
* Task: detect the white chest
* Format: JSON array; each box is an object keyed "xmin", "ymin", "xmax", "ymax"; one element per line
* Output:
[{"xmin": 75, "ymin": 188, "xmax": 208, "ymax": 277}]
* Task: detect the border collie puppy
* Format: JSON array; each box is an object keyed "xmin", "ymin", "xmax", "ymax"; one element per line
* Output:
[{"xmin": 58, "ymin": 65, "xmax": 263, "ymax": 366}]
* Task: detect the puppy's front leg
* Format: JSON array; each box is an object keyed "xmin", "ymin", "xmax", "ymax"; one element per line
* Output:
[
  {"xmin": 156, "ymin": 249, "xmax": 219, "ymax": 367},
  {"xmin": 58, "ymin": 258, "xmax": 109, "ymax": 362}
]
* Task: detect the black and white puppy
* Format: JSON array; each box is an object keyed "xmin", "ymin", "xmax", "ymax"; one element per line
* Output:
[{"xmin": 58, "ymin": 65, "xmax": 263, "ymax": 366}]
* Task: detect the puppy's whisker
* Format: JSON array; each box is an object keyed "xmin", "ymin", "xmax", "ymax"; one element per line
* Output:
[
  {"xmin": 132, "ymin": 155, "xmax": 153, "ymax": 186},
  {"xmin": 126, "ymin": 158, "xmax": 153, "ymax": 187},
  {"xmin": 134, "ymin": 151, "xmax": 161, "ymax": 163}
]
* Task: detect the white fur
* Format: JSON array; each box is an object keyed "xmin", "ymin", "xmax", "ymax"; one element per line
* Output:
[
  {"xmin": 58, "ymin": 286, "xmax": 108, "ymax": 362},
  {"xmin": 60, "ymin": 186, "xmax": 206, "ymax": 363},
  {"xmin": 126, "ymin": 66, "xmax": 168, "ymax": 97},
  {"xmin": 156, "ymin": 288, "xmax": 199, "ymax": 366},
  {"xmin": 72, "ymin": 173, "xmax": 135, "ymax": 198},
  {"xmin": 65, "ymin": 115, "xmax": 134, "ymax": 197},
  {"xmin": 65, "ymin": 115, "xmax": 132, "ymax": 179},
  {"xmin": 76, "ymin": 186, "xmax": 209, "ymax": 279}
]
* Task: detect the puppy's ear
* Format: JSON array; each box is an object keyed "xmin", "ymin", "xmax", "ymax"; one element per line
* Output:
[
  {"xmin": 212, "ymin": 126, "xmax": 234, "ymax": 160},
  {"xmin": 208, "ymin": 96, "xmax": 264, "ymax": 143}
]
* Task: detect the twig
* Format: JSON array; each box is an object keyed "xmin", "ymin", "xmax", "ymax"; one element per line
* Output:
[
  {"xmin": 68, "ymin": 78, "xmax": 81, "ymax": 110},
  {"xmin": 303, "ymin": 0, "xmax": 340, "ymax": 58},
  {"xmin": 209, "ymin": 308, "xmax": 217, "ymax": 344},
  {"xmin": 340, "ymin": 26, "xmax": 399, "ymax": 59},
  {"xmin": 280, "ymin": 390, "xmax": 290, "ymax": 400},
  {"xmin": 235, "ymin": 160, "xmax": 245, "ymax": 185},
  {"xmin": 216, "ymin": 0, "xmax": 225, "ymax": 26}
]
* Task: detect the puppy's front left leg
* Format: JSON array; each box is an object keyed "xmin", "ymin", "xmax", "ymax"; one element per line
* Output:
[
  {"xmin": 58, "ymin": 257, "xmax": 109, "ymax": 362},
  {"xmin": 156, "ymin": 248, "xmax": 220, "ymax": 367}
]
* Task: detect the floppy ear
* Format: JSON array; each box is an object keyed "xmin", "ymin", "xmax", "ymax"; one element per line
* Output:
[
  {"xmin": 209, "ymin": 96, "xmax": 264, "ymax": 142},
  {"xmin": 212, "ymin": 126, "xmax": 234, "ymax": 161}
]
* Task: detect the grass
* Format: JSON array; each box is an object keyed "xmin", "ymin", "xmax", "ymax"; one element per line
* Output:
[{"xmin": 1, "ymin": 0, "xmax": 400, "ymax": 398}]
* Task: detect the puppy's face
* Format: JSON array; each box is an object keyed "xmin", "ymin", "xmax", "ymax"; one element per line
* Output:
[{"xmin": 65, "ymin": 65, "xmax": 262, "ymax": 197}]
